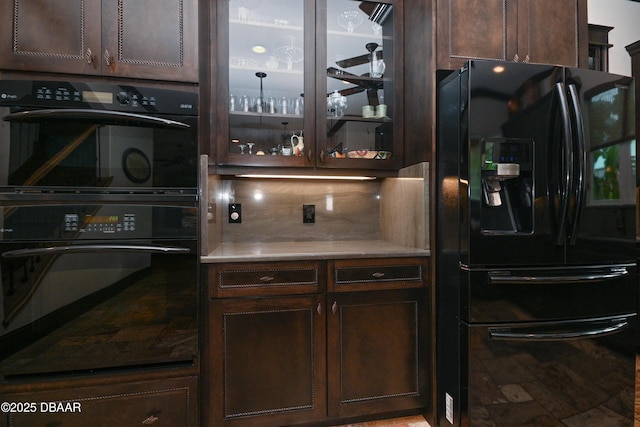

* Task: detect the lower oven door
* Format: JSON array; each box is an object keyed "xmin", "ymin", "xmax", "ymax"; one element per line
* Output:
[
  {"xmin": 463, "ymin": 315, "xmax": 636, "ymax": 427},
  {"xmin": 0, "ymin": 239, "xmax": 198, "ymax": 381}
]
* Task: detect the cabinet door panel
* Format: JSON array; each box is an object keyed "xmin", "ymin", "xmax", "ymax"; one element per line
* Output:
[
  {"xmin": 522, "ymin": 0, "xmax": 583, "ymax": 66},
  {"xmin": 0, "ymin": 0, "xmax": 101, "ymax": 75},
  {"xmin": 327, "ymin": 290, "xmax": 427, "ymax": 418},
  {"xmin": 210, "ymin": 296, "xmax": 326, "ymax": 426},
  {"xmin": 437, "ymin": 0, "xmax": 517, "ymax": 69},
  {"xmin": 101, "ymin": 0, "xmax": 198, "ymax": 81}
]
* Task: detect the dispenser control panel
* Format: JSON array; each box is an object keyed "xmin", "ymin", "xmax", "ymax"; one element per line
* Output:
[
  {"xmin": 480, "ymin": 138, "xmax": 534, "ymax": 234},
  {"xmin": 482, "ymin": 139, "xmax": 533, "ymax": 171}
]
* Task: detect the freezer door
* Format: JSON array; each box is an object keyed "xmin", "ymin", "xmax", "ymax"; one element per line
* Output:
[
  {"xmin": 464, "ymin": 316, "xmax": 636, "ymax": 427},
  {"xmin": 463, "ymin": 264, "xmax": 637, "ymax": 323}
]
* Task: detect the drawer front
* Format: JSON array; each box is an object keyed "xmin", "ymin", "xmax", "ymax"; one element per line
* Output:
[
  {"xmin": 5, "ymin": 376, "xmax": 198, "ymax": 427},
  {"xmin": 210, "ymin": 261, "xmax": 324, "ymax": 298},
  {"xmin": 329, "ymin": 257, "xmax": 428, "ymax": 292}
]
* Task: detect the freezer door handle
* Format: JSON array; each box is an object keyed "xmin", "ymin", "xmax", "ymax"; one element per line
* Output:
[
  {"xmin": 488, "ymin": 320, "xmax": 628, "ymax": 341},
  {"xmin": 488, "ymin": 267, "xmax": 629, "ymax": 284}
]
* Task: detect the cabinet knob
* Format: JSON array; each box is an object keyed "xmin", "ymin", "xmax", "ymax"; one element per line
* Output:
[
  {"xmin": 307, "ymin": 148, "xmax": 312, "ymax": 163},
  {"xmin": 512, "ymin": 53, "xmax": 520, "ymax": 62},
  {"xmin": 372, "ymin": 272, "xmax": 385, "ymax": 278},
  {"xmin": 319, "ymin": 150, "xmax": 325, "ymax": 163},
  {"xmin": 259, "ymin": 275, "xmax": 275, "ymax": 282},
  {"xmin": 331, "ymin": 301, "xmax": 337, "ymax": 314},
  {"xmin": 523, "ymin": 54, "xmax": 530, "ymax": 63},
  {"xmin": 142, "ymin": 414, "xmax": 159, "ymax": 424},
  {"xmin": 317, "ymin": 303, "xmax": 322, "ymax": 316}
]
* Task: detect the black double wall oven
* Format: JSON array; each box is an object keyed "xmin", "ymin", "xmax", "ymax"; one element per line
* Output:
[{"xmin": 0, "ymin": 80, "xmax": 199, "ymax": 381}]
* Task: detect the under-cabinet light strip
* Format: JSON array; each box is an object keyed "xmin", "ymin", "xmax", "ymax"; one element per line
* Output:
[{"xmin": 235, "ymin": 174, "xmax": 376, "ymax": 180}]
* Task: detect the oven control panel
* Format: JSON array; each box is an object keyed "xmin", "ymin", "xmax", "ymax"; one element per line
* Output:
[
  {"xmin": 65, "ymin": 213, "xmax": 137, "ymax": 234},
  {"xmin": 0, "ymin": 204, "xmax": 195, "ymax": 241},
  {"xmin": 0, "ymin": 80, "xmax": 197, "ymax": 115}
]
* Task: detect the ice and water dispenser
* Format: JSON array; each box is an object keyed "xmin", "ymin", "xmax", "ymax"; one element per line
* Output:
[{"xmin": 480, "ymin": 138, "xmax": 534, "ymax": 234}]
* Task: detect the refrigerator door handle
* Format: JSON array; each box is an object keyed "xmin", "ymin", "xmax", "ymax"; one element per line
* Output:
[
  {"xmin": 488, "ymin": 266, "xmax": 629, "ymax": 284},
  {"xmin": 553, "ymin": 82, "xmax": 574, "ymax": 245},
  {"xmin": 488, "ymin": 320, "xmax": 628, "ymax": 341},
  {"xmin": 567, "ymin": 83, "xmax": 587, "ymax": 246}
]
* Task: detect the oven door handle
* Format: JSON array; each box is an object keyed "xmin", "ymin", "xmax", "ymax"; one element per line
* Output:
[
  {"xmin": 2, "ymin": 244, "xmax": 191, "ymax": 258},
  {"xmin": 3, "ymin": 109, "xmax": 191, "ymax": 129}
]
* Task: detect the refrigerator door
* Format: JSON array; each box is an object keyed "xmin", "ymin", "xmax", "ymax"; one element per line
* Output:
[
  {"xmin": 561, "ymin": 68, "xmax": 636, "ymax": 265},
  {"xmin": 462, "ymin": 61, "xmax": 566, "ymax": 267},
  {"xmin": 463, "ymin": 316, "xmax": 636, "ymax": 427}
]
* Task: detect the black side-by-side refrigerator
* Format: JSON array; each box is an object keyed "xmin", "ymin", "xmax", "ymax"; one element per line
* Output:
[{"xmin": 436, "ymin": 60, "xmax": 636, "ymax": 426}]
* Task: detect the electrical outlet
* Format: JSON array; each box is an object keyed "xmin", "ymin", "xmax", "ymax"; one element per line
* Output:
[
  {"xmin": 303, "ymin": 204, "xmax": 315, "ymax": 223},
  {"xmin": 445, "ymin": 393, "xmax": 454, "ymax": 424},
  {"xmin": 229, "ymin": 203, "xmax": 241, "ymax": 223}
]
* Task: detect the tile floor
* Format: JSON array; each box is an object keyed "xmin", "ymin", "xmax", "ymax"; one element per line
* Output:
[
  {"xmin": 339, "ymin": 354, "xmax": 640, "ymax": 427},
  {"xmin": 333, "ymin": 415, "xmax": 430, "ymax": 427}
]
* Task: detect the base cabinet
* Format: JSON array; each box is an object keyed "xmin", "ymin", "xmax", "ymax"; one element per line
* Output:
[
  {"xmin": 1, "ymin": 376, "xmax": 198, "ymax": 427},
  {"xmin": 206, "ymin": 258, "xmax": 429, "ymax": 426},
  {"xmin": 209, "ymin": 295, "xmax": 327, "ymax": 427},
  {"xmin": 327, "ymin": 290, "xmax": 428, "ymax": 419}
]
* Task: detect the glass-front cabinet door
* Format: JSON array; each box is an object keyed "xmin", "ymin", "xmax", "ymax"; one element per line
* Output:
[
  {"xmin": 221, "ymin": 0, "xmax": 312, "ymax": 167},
  {"xmin": 320, "ymin": 0, "xmax": 400, "ymax": 169},
  {"xmin": 217, "ymin": 0, "xmax": 400, "ymax": 170}
]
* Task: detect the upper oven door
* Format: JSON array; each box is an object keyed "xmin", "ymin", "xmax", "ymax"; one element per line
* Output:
[{"xmin": 0, "ymin": 81, "xmax": 198, "ymax": 193}]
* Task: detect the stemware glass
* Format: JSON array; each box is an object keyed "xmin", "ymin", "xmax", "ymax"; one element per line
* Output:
[
  {"xmin": 337, "ymin": 10, "xmax": 363, "ymax": 33},
  {"xmin": 274, "ymin": 36, "xmax": 304, "ymax": 71}
]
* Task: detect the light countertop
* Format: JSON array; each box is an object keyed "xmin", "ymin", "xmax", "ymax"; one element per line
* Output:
[{"xmin": 201, "ymin": 240, "xmax": 430, "ymax": 263}]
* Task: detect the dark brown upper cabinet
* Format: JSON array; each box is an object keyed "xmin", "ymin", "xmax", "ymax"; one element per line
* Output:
[
  {"xmin": 402, "ymin": 0, "xmax": 589, "ymax": 166},
  {"xmin": 213, "ymin": 0, "xmax": 404, "ymax": 171},
  {"xmin": 436, "ymin": 0, "xmax": 588, "ymax": 70},
  {"xmin": 0, "ymin": 0, "xmax": 198, "ymax": 82}
]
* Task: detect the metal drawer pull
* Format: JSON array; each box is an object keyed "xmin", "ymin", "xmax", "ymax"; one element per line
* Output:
[
  {"xmin": 86, "ymin": 48, "xmax": 95, "ymax": 65},
  {"xmin": 372, "ymin": 272, "xmax": 385, "ymax": 278},
  {"xmin": 104, "ymin": 48, "xmax": 115, "ymax": 67},
  {"xmin": 142, "ymin": 415, "xmax": 159, "ymax": 424},
  {"xmin": 331, "ymin": 301, "xmax": 338, "ymax": 314},
  {"xmin": 317, "ymin": 303, "xmax": 322, "ymax": 316},
  {"xmin": 259, "ymin": 275, "xmax": 275, "ymax": 282}
]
